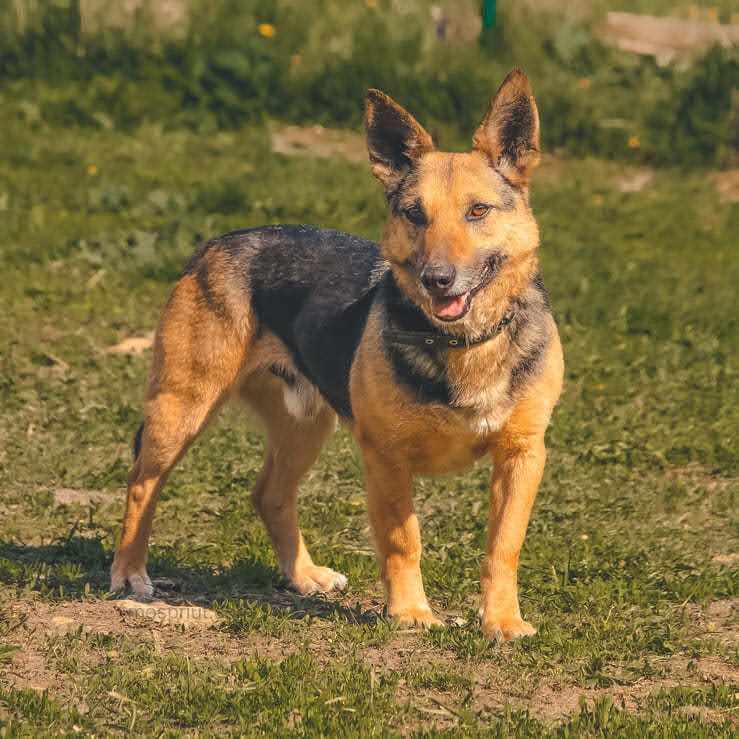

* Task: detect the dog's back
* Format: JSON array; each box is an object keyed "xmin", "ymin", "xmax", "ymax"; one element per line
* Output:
[{"xmin": 184, "ymin": 225, "xmax": 386, "ymax": 417}]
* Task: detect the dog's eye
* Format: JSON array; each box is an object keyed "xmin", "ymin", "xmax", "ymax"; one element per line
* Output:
[
  {"xmin": 467, "ymin": 204, "xmax": 491, "ymax": 221},
  {"xmin": 403, "ymin": 203, "xmax": 427, "ymax": 226}
]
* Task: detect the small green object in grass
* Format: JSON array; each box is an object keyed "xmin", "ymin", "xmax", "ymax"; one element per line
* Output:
[{"xmin": 482, "ymin": 0, "xmax": 496, "ymax": 29}]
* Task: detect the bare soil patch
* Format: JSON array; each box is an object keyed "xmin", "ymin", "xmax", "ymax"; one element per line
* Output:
[
  {"xmin": 617, "ymin": 168, "xmax": 654, "ymax": 193},
  {"xmin": 52, "ymin": 488, "xmax": 111, "ymax": 507},
  {"xmin": 684, "ymin": 599, "xmax": 738, "ymax": 649},
  {"xmin": 3, "ymin": 594, "xmax": 737, "ymax": 723},
  {"xmin": 695, "ymin": 656, "xmax": 739, "ymax": 684},
  {"xmin": 713, "ymin": 553, "xmax": 739, "ymax": 565},
  {"xmin": 3, "ymin": 596, "xmax": 301, "ymax": 699},
  {"xmin": 680, "ymin": 704, "xmax": 724, "ymax": 725},
  {"xmin": 105, "ymin": 332, "xmax": 154, "ymax": 356},
  {"xmin": 526, "ymin": 682, "xmax": 663, "ymax": 721},
  {"xmin": 271, "ymin": 125, "xmax": 365, "ymax": 164},
  {"xmin": 603, "ymin": 13, "xmax": 739, "ymax": 62},
  {"xmin": 114, "ymin": 598, "xmax": 219, "ymax": 627},
  {"xmin": 664, "ymin": 463, "xmax": 736, "ymax": 494},
  {"xmin": 472, "ymin": 650, "xmax": 738, "ymax": 722},
  {"xmin": 716, "ymin": 170, "xmax": 739, "ymax": 204}
]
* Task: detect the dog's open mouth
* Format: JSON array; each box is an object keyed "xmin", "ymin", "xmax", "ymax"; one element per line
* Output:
[
  {"xmin": 427, "ymin": 254, "xmax": 505, "ymax": 322},
  {"xmin": 432, "ymin": 292, "xmax": 472, "ymax": 321}
]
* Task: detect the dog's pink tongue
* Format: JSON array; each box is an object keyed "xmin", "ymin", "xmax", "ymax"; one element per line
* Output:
[{"xmin": 433, "ymin": 293, "xmax": 468, "ymax": 319}]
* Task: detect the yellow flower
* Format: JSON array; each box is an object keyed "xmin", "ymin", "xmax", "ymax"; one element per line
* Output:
[
  {"xmin": 592, "ymin": 195, "xmax": 604, "ymax": 206},
  {"xmin": 688, "ymin": 5, "xmax": 700, "ymax": 19},
  {"xmin": 365, "ymin": 0, "xmax": 377, "ymax": 7},
  {"xmin": 87, "ymin": 165, "xmax": 98, "ymax": 175},
  {"xmin": 578, "ymin": 77, "xmax": 591, "ymax": 89},
  {"xmin": 628, "ymin": 135, "xmax": 640, "ymax": 149},
  {"xmin": 258, "ymin": 23, "xmax": 276, "ymax": 38},
  {"xmin": 707, "ymin": 7, "xmax": 719, "ymax": 23}
]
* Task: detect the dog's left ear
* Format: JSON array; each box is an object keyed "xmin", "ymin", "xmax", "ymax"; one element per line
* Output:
[
  {"xmin": 366, "ymin": 89, "xmax": 434, "ymax": 194},
  {"xmin": 473, "ymin": 68, "xmax": 540, "ymax": 188}
]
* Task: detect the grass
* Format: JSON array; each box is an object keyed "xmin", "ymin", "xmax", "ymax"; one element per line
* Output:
[
  {"xmin": 0, "ymin": 38, "xmax": 737, "ymax": 737},
  {"xmin": 1, "ymin": 1, "xmax": 737, "ymax": 167}
]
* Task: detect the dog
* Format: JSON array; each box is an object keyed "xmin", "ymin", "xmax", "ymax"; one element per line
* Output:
[{"xmin": 110, "ymin": 68, "xmax": 563, "ymax": 641}]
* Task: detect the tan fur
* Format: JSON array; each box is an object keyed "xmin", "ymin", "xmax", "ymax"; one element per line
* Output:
[
  {"xmin": 381, "ymin": 152, "xmax": 540, "ymax": 342},
  {"xmin": 111, "ymin": 269, "xmax": 252, "ymax": 595},
  {"xmin": 112, "ymin": 69, "xmax": 563, "ymax": 641},
  {"xmin": 473, "ymin": 67, "xmax": 541, "ymax": 187},
  {"xmin": 480, "ymin": 326, "xmax": 563, "ymax": 639},
  {"xmin": 240, "ymin": 371, "xmax": 343, "ymax": 594}
]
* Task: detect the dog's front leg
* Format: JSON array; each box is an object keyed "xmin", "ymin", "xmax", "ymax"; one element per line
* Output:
[
  {"xmin": 480, "ymin": 434, "xmax": 546, "ymax": 641},
  {"xmin": 362, "ymin": 447, "xmax": 441, "ymax": 628}
]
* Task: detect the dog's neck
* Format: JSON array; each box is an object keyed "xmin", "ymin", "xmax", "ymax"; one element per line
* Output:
[
  {"xmin": 380, "ymin": 271, "xmax": 518, "ymax": 349},
  {"xmin": 378, "ymin": 268, "xmax": 552, "ymax": 413}
]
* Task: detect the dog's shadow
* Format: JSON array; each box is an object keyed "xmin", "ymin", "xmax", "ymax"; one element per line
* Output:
[{"xmin": 0, "ymin": 536, "xmax": 384, "ymax": 627}]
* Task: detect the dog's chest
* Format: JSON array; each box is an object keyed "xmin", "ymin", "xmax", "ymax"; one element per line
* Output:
[
  {"xmin": 370, "ymin": 351, "xmax": 517, "ymax": 475},
  {"xmin": 384, "ymin": 402, "xmax": 505, "ymax": 475},
  {"xmin": 391, "ymin": 339, "xmax": 517, "ymax": 436},
  {"xmin": 446, "ymin": 346, "xmax": 517, "ymax": 435}
]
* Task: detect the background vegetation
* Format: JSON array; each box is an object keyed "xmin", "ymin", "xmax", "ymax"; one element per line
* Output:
[
  {"xmin": 1, "ymin": 0, "xmax": 737, "ymax": 166},
  {"xmin": 0, "ymin": 0, "xmax": 736, "ymax": 735}
]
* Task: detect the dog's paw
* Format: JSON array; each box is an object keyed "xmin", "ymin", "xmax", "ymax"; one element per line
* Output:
[
  {"xmin": 389, "ymin": 604, "xmax": 443, "ymax": 629},
  {"xmin": 480, "ymin": 615, "xmax": 536, "ymax": 642},
  {"xmin": 110, "ymin": 559, "xmax": 155, "ymax": 600},
  {"xmin": 291, "ymin": 566, "xmax": 348, "ymax": 595}
]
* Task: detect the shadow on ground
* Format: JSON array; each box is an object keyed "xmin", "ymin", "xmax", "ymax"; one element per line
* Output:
[{"xmin": 0, "ymin": 537, "xmax": 384, "ymax": 626}]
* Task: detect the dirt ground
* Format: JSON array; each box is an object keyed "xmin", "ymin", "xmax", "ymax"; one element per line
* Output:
[{"xmin": 6, "ymin": 590, "xmax": 737, "ymax": 724}]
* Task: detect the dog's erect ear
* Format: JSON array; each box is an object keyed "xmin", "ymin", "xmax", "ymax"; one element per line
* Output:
[
  {"xmin": 473, "ymin": 68, "xmax": 540, "ymax": 187},
  {"xmin": 366, "ymin": 89, "xmax": 434, "ymax": 194}
]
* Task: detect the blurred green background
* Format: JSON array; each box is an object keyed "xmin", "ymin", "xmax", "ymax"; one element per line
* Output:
[{"xmin": 1, "ymin": 0, "xmax": 737, "ymax": 167}]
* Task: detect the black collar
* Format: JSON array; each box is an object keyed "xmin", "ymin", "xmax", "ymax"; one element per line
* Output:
[{"xmin": 383, "ymin": 307, "xmax": 515, "ymax": 349}]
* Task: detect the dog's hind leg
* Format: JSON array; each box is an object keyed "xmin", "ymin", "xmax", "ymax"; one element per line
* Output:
[
  {"xmin": 110, "ymin": 271, "xmax": 250, "ymax": 598},
  {"xmin": 240, "ymin": 372, "xmax": 345, "ymax": 595}
]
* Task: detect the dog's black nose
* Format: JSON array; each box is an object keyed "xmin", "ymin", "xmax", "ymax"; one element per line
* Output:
[{"xmin": 421, "ymin": 262, "xmax": 456, "ymax": 292}]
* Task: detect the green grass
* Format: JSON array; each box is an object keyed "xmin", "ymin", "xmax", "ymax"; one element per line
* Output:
[
  {"xmin": 0, "ymin": 78, "xmax": 737, "ymax": 734},
  {"xmin": 1, "ymin": 1, "xmax": 737, "ymax": 167}
]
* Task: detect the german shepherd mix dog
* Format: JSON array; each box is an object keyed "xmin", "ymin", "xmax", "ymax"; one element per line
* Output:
[{"xmin": 111, "ymin": 68, "xmax": 563, "ymax": 641}]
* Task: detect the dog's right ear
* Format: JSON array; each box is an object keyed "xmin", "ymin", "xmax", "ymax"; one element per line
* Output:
[{"xmin": 365, "ymin": 90, "xmax": 434, "ymax": 194}]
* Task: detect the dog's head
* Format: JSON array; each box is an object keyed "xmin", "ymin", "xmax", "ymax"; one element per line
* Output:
[{"xmin": 366, "ymin": 68, "xmax": 541, "ymax": 333}]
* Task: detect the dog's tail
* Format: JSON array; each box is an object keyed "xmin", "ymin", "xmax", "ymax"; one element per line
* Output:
[{"xmin": 132, "ymin": 422, "xmax": 144, "ymax": 461}]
